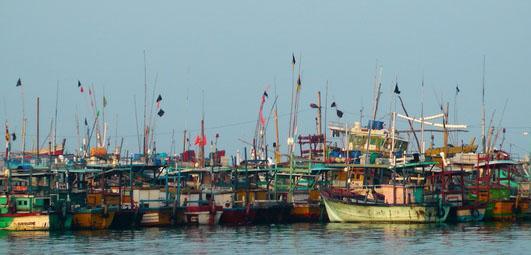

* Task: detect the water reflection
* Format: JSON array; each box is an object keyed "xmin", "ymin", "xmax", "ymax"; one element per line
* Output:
[{"xmin": 0, "ymin": 223, "xmax": 529, "ymax": 254}]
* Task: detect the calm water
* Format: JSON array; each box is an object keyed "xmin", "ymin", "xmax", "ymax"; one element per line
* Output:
[{"xmin": 0, "ymin": 222, "xmax": 530, "ymax": 254}]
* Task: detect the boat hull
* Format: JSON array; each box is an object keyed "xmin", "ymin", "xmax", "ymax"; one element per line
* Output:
[
  {"xmin": 322, "ymin": 197, "xmax": 449, "ymax": 223},
  {"xmin": 109, "ymin": 209, "xmax": 136, "ymax": 229},
  {"xmin": 290, "ymin": 203, "xmax": 322, "ymax": 222},
  {"xmin": 0, "ymin": 213, "xmax": 72, "ymax": 231},
  {"xmin": 448, "ymin": 205, "xmax": 486, "ymax": 222},
  {"xmin": 220, "ymin": 207, "xmax": 255, "ymax": 225},
  {"xmin": 137, "ymin": 207, "xmax": 175, "ymax": 227},
  {"xmin": 486, "ymin": 200, "xmax": 515, "ymax": 221},
  {"xmin": 72, "ymin": 209, "xmax": 116, "ymax": 230},
  {"xmin": 184, "ymin": 205, "xmax": 223, "ymax": 225},
  {"xmin": 253, "ymin": 203, "xmax": 292, "ymax": 224}
]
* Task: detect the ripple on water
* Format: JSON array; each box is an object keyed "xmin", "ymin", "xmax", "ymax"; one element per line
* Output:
[{"xmin": 0, "ymin": 222, "xmax": 530, "ymax": 254}]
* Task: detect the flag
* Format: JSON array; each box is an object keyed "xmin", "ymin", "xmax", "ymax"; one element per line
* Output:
[
  {"xmin": 16, "ymin": 78, "xmax": 22, "ymax": 87},
  {"xmin": 103, "ymin": 96, "xmax": 108, "ymax": 107},
  {"xmin": 296, "ymin": 75, "xmax": 301, "ymax": 91},
  {"xmin": 336, "ymin": 109, "xmax": 344, "ymax": 118},
  {"xmin": 194, "ymin": 135, "xmax": 207, "ymax": 147},
  {"xmin": 11, "ymin": 133, "xmax": 16, "ymax": 141},
  {"xmin": 310, "ymin": 103, "xmax": 319, "ymax": 109},
  {"xmin": 84, "ymin": 118, "xmax": 88, "ymax": 126},
  {"xmin": 89, "ymin": 88, "xmax": 92, "ymax": 96},
  {"xmin": 263, "ymin": 91, "xmax": 268, "ymax": 98},
  {"xmin": 292, "ymin": 53, "xmax": 296, "ymax": 65},
  {"xmin": 456, "ymin": 85, "xmax": 460, "ymax": 95},
  {"xmin": 157, "ymin": 109, "xmax": 165, "ymax": 117},
  {"xmin": 80, "ymin": 86, "xmax": 84, "ymax": 93},
  {"xmin": 78, "ymin": 80, "xmax": 81, "ymax": 87},
  {"xmin": 259, "ymin": 91, "xmax": 267, "ymax": 126},
  {"xmin": 4, "ymin": 124, "xmax": 9, "ymax": 142},
  {"xmin": 96, "ymin": 110, "xmax": 100, "ymax": 117},
  {"xmin": 156, "ymin": 94, "xmax": 162, "ymax": 108},
  {"xmin": 394, "ymin": 83, "xmax": 401, "ymax": 94},
  {"xmin": 331, "ymin": 102, "xmax": 337, "ymax": 108}
]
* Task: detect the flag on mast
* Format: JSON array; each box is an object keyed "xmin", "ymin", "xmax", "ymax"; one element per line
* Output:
[
  {"xmin": 156, "ymin": 94, "xmax": 162, "ymax": 108},
  {"xmin": 16, "ymin": 78, "xmax": 22, "ymax": 87},
  {"xmin": 258, "ymin": 90, "xmax": 268, "ymax": 126},
  {"xmin": 296, "ymin": 74, "xmax": 301, "ymax": 91},
  {"xmin": 393, "ymin": 83, "xmax": 401, "ymax": 94}
]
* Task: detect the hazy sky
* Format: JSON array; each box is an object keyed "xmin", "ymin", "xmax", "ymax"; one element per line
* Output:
[{"xmin": 1, "ymin": 1, "xmax": 530, "ymax": 156}]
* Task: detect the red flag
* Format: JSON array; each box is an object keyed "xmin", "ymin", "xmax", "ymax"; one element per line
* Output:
[
  {"xmin": 80, "ymin": 86, "xmax": 84, "ymax": 93},
  {"xmin": 258, "ymin": 92, "xmax": 267, "ymax": 126},
  {"xmin": 194, "ymin": 135, "xmax": 207, "ymax": 147},
  {"xmin": 89, "ymin": 88, "xmax": 92, "ymax": 96}
]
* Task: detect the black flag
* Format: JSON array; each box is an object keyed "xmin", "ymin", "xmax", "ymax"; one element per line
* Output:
[
  {"xmin": 157, "ymin": 109, "xmax": 165, "ymax": 117},
  {"xmin": 456, "ymin": 85, "xmax": 460, "ymax": 95},
  {"xmin": 156, "ymin": 94, "xmax": 162, "ymax": 103},
  {"xmin": 394, "ymin": 83, "xmax": 401, "ymax": 94},
  {"xmin": 11, "ymin": 133, "xmax": 16, "ymax": 141},
  {"xmin": 330, "ymin": 102, "xmax": 337, "ymax": 108},
  {"xmin": 84, "ymin": 118, "xmax": 88, "ymax": 126},
  {"xmin": 292, "ymin": 53, "xmax": 296, "ymax": 65},
  {"xmin": 78, "ymin": 80, "xmax": 81, "ymax": 87},
  {"xmin": 336, "ymin": 109, "xmax": 344, "ymax": 118},
  {"xmin": 263, "ymin": 91, "xmax": 268, "ymax": 98},
  {"xmin": 310, "ymin": 103, "xmax": 319, "ymax": 109},
  {"xmin": 16, "ymin": 78, "xmax": 22, "ymax": 87}
]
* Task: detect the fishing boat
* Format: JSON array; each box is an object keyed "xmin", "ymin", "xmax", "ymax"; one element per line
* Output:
[
  {"xmin": 0, "ymin": 195, "xmax": 72, "ymax": 231},
  {"xmin": 475, "ymin": 158, "xmax": 530, "ymax": 221},
  {"xmin": 321, "ymin": 187, "xmax": 449, "ymax": 223},
  {"xmin": 0, "ymin": 164, "xmax": 73, "ymax": 231},
  {"xmin": 179, "ymin": 168, "xmax": 223, "ymax": 225}
]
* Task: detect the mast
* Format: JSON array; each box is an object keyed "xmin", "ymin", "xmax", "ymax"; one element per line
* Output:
[
  {"xmin": 53, "ymin": 81, "xmax": 59, "ymax": 152},
  {"xmin": 36, "ymin": 97, "xmax": 40, "ymax": 161},
  {"xmin": 134, "ymin": 95, "xmax": 141, "ymax": 154},
  {"xmin": 143, "ymin": 50, "xmax": 148, "ymax": 161},
  {"xmin": 199, "ymin": 90, "xmax": 205, "ymax": 168},
  {"xmin": 420, "ymin": 76, "xmax": 425, "ymax": 154},
  {"xmin": 288, "ymin": 53, "xmax": 296, "ymax": 155},
  {"xmin": 316, "ymin": 91, "xmax": 322, "ymax": 136},
  {"xmin": 365, "ymin": 66, "xmax": 382, "ymax": 162},
  {"xmin": 274, "ymin": 103, "xmax": 280, "ymax": 164},
  {"xmin": 481, "ymin": 55, "xmax": 486, "ymax": 154},
  {"xmin": 19, "ymin": 79, "xmax": 27, "ymax": 166},
  {"xmin": 75, "ymin": 106, "xmax": 81, "ymax": 155},
  {"xmin": 323, "ymin": 81, "xmax": 329, "ymax": 162}
]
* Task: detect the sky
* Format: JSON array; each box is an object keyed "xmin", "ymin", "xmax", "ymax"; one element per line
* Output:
[{"xmin": 1, "ymin": 0, "xmax": 531, "ymax": 157}]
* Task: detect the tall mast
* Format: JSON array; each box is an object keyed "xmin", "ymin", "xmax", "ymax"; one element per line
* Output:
[
  {"xmin": 316, "ymin": 91, "xmax": 322, "ymax": 136},
  {"xmin": 143, "ymin": 50, "xmax": 148, "ymax": 161},
  {"xmin": 36, "ymin": 97, "xmax": 40, "ymax": 161},
  {"xmin": 199, "ymin": 90, "xmax": 205, "ymax": 168},
  {"xmin": 365, "ymin": 65, "xmax": 382, "ymax": 160},
  {"xmin": 19, "ymin": 79, "xmax": 26, "ymax": 164},
  {"xmin": 481, "ymin": 55, "xmax": 486, "ymax": 154},
  {"xmin": 323, "ymin": 81, "xmax": 329, "ymax": 162},
  {"xmin": 420, "ymin": 76, "xmax": 425, "ymax": 154},
  {"xmin": 53, "ymin": 81, "xmax": 59, "ymax": 151},
  {"xmin": 134, "ymin": 95, "xmax": 141, "ymax": 154},
  {"xmin": 273, "ymin": 81, "xmax": 280, "ymax": 164},
  {"xmin": 288, "ymin": 53, "xmax": 296, "ymax": 155}
]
